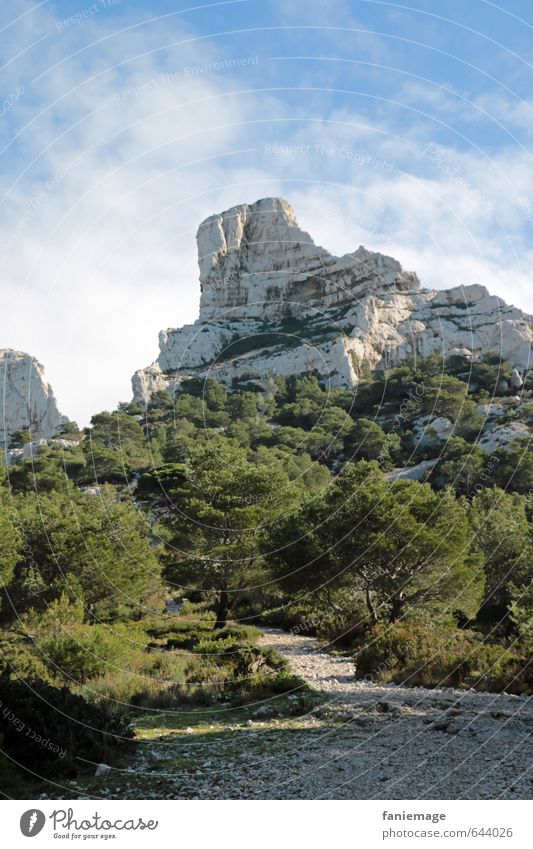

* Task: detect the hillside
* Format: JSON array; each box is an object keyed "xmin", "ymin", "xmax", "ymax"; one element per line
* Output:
[{"xmin": 0, "ymin": 198, "xmax": 531, "ymax": 802}]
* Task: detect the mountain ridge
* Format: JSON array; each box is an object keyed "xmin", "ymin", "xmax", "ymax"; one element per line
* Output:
[{"xmin": 132, "ymin": 197, "xmax": 532, "ymax": 404}]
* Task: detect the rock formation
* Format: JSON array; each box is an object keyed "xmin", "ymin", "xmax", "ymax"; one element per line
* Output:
[
  {"xmin": 0, "ymin": 349, "xmax": 64, "ymax": 449},
  {"xmin": 132, "ymin": 197, "xmax": 532, "ymax": 403}
]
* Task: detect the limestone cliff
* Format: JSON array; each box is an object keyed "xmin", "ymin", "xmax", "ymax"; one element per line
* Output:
[
  {"xmin": 0, "ymin": 349, "xmax": 64, "ymax": 448},
  {"xmin": 132, "ymin": 197, "xmax": 532, "ymax": 403}
]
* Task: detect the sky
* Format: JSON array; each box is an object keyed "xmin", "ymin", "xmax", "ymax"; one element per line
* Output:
[{"xmin": 1, "ymin": 0, "xmax": 533, "ymax": 426}]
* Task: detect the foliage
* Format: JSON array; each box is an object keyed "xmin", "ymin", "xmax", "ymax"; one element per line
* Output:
[
  {"xmin": 6, "ymin": 449, "xmax": 83, "ymax": 494},
  {"xmin": 0, "ymin": 350, "xmax": 531, "ymax": 744},
  {"xmin": 429, "ymin": 437, "xmax": 486, "ymax": 496},
  {"xmin": 354, "ymin": 620, "xmax": 531, "ymax": 694},
  {"xmin": 0, "ymin": 677, "xmax": 132, "ymax": 779},
  {"xmin": 491, "ymin": 440, "xmax": 533, "ymax": 494},
  {"xmin": 36, "ymin": 622, "xmax": 141, "ymax": 685},
  {"xmin": 510, "ymin": 583, "xmax": 533, "ymax": 648},
  {"xmin": 4, "ymin": 486, "xmax": 162, "ymax": 623},
  {"xmin": 7, "ymin": 428, "xmax": 32, "ymax": 448},
  {"xmin": 470, "ymin": 488, "xmax": 532, "ymax": 629},
  {"xmin": 0, "ymin": 498, "xmax": 22, "ymax": 605},
  {"xmin": 270, "ymin": 461, "xmax": 484, "ymax": 623},
  {"xmin": 344, "ymin": 417, "xmax": 400, "ymax": 467},
  {"xmin": 82, "ymin": 411, "xmax": 158, "ymax": 483},
  {"xmin": 160, "ymin": 438, "xmax": 294, "ymax": 628}
]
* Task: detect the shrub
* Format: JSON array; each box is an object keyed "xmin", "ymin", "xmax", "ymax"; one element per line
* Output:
[
  {"xmin": 0, "ymin": 677, "xmax": 132, "ymax": 780},
  {"xmin": 266, "ymin": 673, "xmax": 308, "ymax": 694},
  {"xmin": 37, "ymin": 623, "xmax": 145, "ymax": 684},
  {"xmin": 355, "ymin": 621, "xmax": 531, "ymax": 694},
  {"xmin": 9, "ymin": 487, "xmax": 162, "ymax": 623},
  {"xmin": 0, "ymin": 632, "xmax": 52, "ymax": 682},
  {"xmin": 77, "ymin": 647, "xmax": 192, "ymax": 709}
]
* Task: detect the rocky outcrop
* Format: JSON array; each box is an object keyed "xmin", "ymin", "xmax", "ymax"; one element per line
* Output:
[
  {"xmin": 196, "ymin": 196, "xmax": 418, "ymax": 321},
  {"xmin": 0, "ymin": 350, "xmax": 64, "ymax": 449},
  {"xmin": 132, "ymin": 197, "xmax": 532, "ymax": 403}
]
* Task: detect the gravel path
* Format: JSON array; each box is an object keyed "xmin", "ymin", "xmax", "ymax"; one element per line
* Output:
[
  {"xmin": 254, "ymin": 629, "xmax": 533, "ymax": 799},
  {"xmin": 66, "ymin": 628, "xmax": 532, "ymax": 801}
]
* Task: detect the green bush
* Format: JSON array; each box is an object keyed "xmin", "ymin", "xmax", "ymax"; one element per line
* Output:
[
  {"xmin": 266, "ymin": 672, "xmax": 308, "ymax": 694},
  {"xmin": 355, "ymin": 621, "xmax": 531, "ymax": 694},
  {"xmin": 37, "ymin": 622, "xmax": 147, "ymax": 684},
  {"xmin": 0, "ymin": 632, "xmax": 52, "ymax": 682}
]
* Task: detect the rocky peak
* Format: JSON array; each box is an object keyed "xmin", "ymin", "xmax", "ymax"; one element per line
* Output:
[
  {"xmin": 132, "ymin": 197, "xmax": 532, "ymax": 405},
  {"xmin": 196, "ymin": 197, "xmax": 419, "ymax": 321},
  {"xmin": 197, "ymin": 197, "xmax": 309, "ymax": 287},
  {"xmin": 0, "ymin": 349, "xmax": 64, "ymax": 450}
]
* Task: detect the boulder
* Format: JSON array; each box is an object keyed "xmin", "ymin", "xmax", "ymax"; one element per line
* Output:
[{"xmin": 95, "ymin": 763, "xmax": 112, "ymax": 776}]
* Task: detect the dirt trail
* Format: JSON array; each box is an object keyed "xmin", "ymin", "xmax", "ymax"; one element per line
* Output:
[
  {"xmin": 255, "ymin": 629, "xmax": 532, "ymax": 799},
  {"xmin": 65, "ymin": 628, "xmax": 532, "ymax": 801}
]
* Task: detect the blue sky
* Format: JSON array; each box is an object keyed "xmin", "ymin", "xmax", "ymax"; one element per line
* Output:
[{"xmin": 1, "ymin": 0, "xmax": 532, "ymax": 424}]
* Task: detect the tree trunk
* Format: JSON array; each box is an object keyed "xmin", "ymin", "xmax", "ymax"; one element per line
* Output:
[
  {"xmin": 214, "ymin": 590, "xmax": 230, "ymax": 629},
  {"xmin": 389, "ymin": 593, "xmax": 404, "ymax": 622},
  {"xmin": 365, "ymin": 587, "xmax": 378, "ymax": 626}
]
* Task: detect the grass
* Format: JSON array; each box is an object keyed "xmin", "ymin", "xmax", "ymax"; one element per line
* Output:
[
  {"xmin": 33, "ymin": 691, "xmax": 327, "ymax": 801},
  {"xmin": 1, "ymin": 600, "xmax": 320, "ymax": 797},
  {"xmin": 62, "ymin": 700, "xmax": 328, "ymax": 800},
  {"xmin": 63, "ymin": 609, "xmax": 313, "ymax": 711}
]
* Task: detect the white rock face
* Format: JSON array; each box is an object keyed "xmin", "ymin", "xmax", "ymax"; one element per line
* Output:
[
  {"xmin": 413, "ymin": 415, "xmax": 455, "ymax": 444},
  {"xmin": 133, "ymin": 197, "xmax": 532, "ymax": 404},
  {"xmin": 0, "ymin": 350, "xmax": 64, "ymax": 448},
  {"xmin": 476, "ymin": 402, "xmax": 506, "ymax": 418},
  {"xmin": 478, "ymin": 421, "xmax": 530, "ymax": 452},
  {"xmin": 385, "ymin": 458, "xmax": 439, "ymax": 481},
  {"xmin": 196, "ymin": 197, "xmax": 417, "ymax": 321}
]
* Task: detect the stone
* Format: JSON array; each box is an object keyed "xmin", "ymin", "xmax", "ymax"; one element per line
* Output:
[
  {"xmin": 196, "ymin": 197, "xmax": 418, "ymax": 321},
  {"xmin": 0, "ymin": 349, "xmax": 64, "ymax": 449},
  {"xmin": 95, "ymin": 763, "xmax": 112, "ymax": 776},
  {"xmin": 478, "ymin": 421, "xmax": 530, "ymax": 452},
  {"xmin": 22, "ymin": 438, "xmax": 48, "ymax": 458},
  {"xmin": 412, "ymin": 415, "xmax": 454, "ymax": 446},
  {"xmin": 132, "ymin": 197, "xmax": 533, "ymax": 405},
  {"xmin": 385, "ymin": 459, "xmax": 439, "ymax": 481},
  {"xmin": 476, "ymin": 402, "xmax": 506, "ymax": 418},
  {"xmin": 253, "ymin": 705, "xmax": 274, "ymax": 718}
]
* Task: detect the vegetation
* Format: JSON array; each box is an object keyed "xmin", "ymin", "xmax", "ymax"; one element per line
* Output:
[
  {"xmin": 269, "ymin": 461, "xmax": 484, "ymax": 624},
  {"xmin": 0, "ymin": 354, "xmax": 531, "ymax": 794},
  {"xmin": 354, "ymin": 620, "xmax": 530, "ymax": 694}
]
